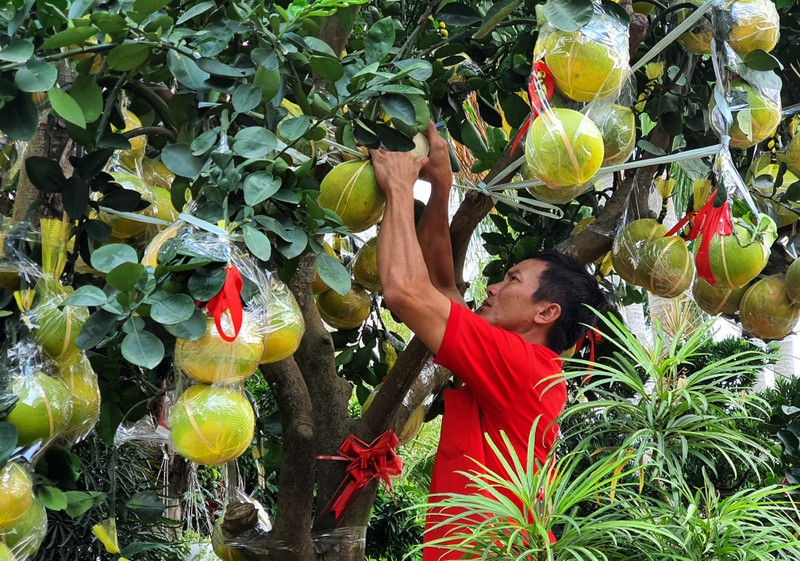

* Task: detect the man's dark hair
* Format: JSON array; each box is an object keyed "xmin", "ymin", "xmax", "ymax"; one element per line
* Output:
[{"xmin": 523, "ymin": 250, "xmax": 608, "ymax": 354}]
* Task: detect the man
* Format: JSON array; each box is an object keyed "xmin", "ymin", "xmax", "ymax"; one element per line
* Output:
[{"xmin": 370, "ymin": 123, "xmax": 606, "ymax": 560}]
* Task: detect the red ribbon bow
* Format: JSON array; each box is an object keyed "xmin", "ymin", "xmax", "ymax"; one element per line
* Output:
[
  {"xmin": 686, "ymin": 189, "xmax": 732, "ymax": 285},
  {"xmin": 577, "ymin": 329, "xmax": 602, "ymax": 383},
  {"xmin": 320, "ymin": 430, "xmax": 403, "ymax": 521},
  {"xmin": 511, "ymin": 59, "xmax": 555, "ymax": 154},
  {"xmin": 205, "ymin": 265, "xmax": 244, "ymax": 342}
]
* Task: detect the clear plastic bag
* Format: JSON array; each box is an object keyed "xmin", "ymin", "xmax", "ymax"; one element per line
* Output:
[
  {"xmin": 26, "ymin": 278, "xmax": 89, "ymax": 360},
  {"xmin": 0, "ymin": 462, "xmax": 35, "ymax": 530},
  {"xmin": 0, "ymin": 497, "xmax": 47, "ymax": 559},
  {"xmin": 676, "ymin": 0, "xmax": 779, "ymax": 56},
  {"xmin": 56, "ymin": 351, "xmax": 101, "ymax": 444},
  {"xmin": 249, "ymin": 276, "xmax": 305, "ymax": 365},
  {"xmin": 610, "ymin": 217, "xmax": 668, "ymax": 286},
  {"xmin": 739, "ymin": 276, "xmax": 800, "ymax": 340},
  {"xmin": 98, "ymin": 171, "xmax": 178, "ymax": 240}
]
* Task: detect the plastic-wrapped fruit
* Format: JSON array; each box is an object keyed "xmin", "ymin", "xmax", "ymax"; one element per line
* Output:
[
  {"xmin": 524, "ymin": 108, "xmax": 604, "ymax": 189},
  {"xmin": 611, "ymin": 219, "xmax": 668, "ymax": 285},
  {"xmin": 786, "ymin": 259, "xmax": 800, "ymax": 305},
  {"xmin": 524, "ymin": 179, "xmax": 592, "ymax": 205},
  {"xmin": 0, "ymin": 542, "xmax": 16, "ymax": 561},
  {"xmin": 317, "ymin": 286, "xmax": 371, "ymax": 330},
  {"xmin": 174, "ymin": 315, "xmax": 264, "ymax": 384},
  {"xmin": 6, "ymin": 371, "xmax": 72, "ymax": 446},
  {"xmin": 594, "ymin": 105, "xmax": 636, "ymax": 167},
  {"xmin": 709, "ymin": 79, "xmax": 781, "ymax": 150},
  {"xmin": 677, "ymin": 0, "xmax": 779, "ymax": 56},
  {"xmin": 211, "ymin": 520, "xmax": 248, "ymax": 561},
  {"xmin": 746, "ymin": 159, "xmax": 800, "ymax": 228},
  {"xmin": 318, "ymin": 161, "xmax": 385, "ymax": 233},
  {"xmin": 141, "ymin": 222, "xmax": 181, "ymax": 268},
  {"xmin": 0, "ymin": 463, "xmax": 33, "ymax": 528},
  {"xmin": 692, "ymin": 277, "xmax": 748, "ymax": 316},
  {"xmin": 257, "ymin": 281, "xmax": 305, "ymax": 364},
  {"xmin": 169, "ymin": 384, "xmax": 255, "ymax": 466},
  {"xmin": 31, "ymin": 285, "xmax": 88, "ymax": 359},
  {"xmin": 740, "ymin": 276, "xmax": 800, "ymax": 340},
  {"xmin": 704, "ymin": 217, "xmax": 773, "ymax": 289},
  {"xmin": 353, "ymin": 238, "xmax": 380, "ymax": 292},
  {"xmin": 0, "ymin": 499, "xmax": 46, "ymax": 558},
  {"xmin": 637, "ymin": 236, "xmax": 694, "ymax": 298},
  {"xmin": 56, "ymin": 352, "xmax": 101, "ymax": 443}
]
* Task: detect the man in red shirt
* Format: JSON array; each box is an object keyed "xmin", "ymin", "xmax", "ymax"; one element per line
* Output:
[{"xmin": 370, "ymin": 123, "xmax": 606, "ymax": 560}]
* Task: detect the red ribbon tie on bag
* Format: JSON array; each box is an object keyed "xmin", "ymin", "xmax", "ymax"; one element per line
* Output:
[
  {"xmin": 511, "ymin": 59, "xmax": 555, "ymax": 154},
  {"xmin": 319, "ymin": 430, "xmax": 403, "ymax": 521},
  {"xmin": 685, "ymin": 189, "xmax": 732, "ymax": 285},
  {"xmin": 205, "ymin": 265, "xmax": 244, "ymax": 342}
]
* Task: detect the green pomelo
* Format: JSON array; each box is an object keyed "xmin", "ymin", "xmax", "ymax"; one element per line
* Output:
[
  {"xmin": 786, "ymin": 135, "xmax": 800, "ymax": 179},
  {"xmin": 740, "ymin": 276, "xmax": 800, "ymax": 340},
  {"xmin": 595, "ymin": 105, "xmax": 636, "ymax": 166},
  {"xmin": 169, "ymin": 384, "xmax": 255, "ymax": 466},
  {"xmin": 536, "ymin": 27, "xmax": 627, "ymax": 102},
  {"xmin": 175, "ymin": 316, "xmax": 264, "ymax": 384},
  {"xmin": 785, "ymin": 258, "xmax": 800, "ymax": 304},
  {"xmin": 396, "ymin": 405, "xmax": 425, "ymax": 445},
  {"xmin": 692, "ymin": 277, "xmax": 748, "ymax": 316},
  {"xmin": 0, "ymin": 499, "xmax": 46, "ymax": 558},
  {"xmin": 709, "ymin": 79, "xmax": 781, "ymax": 150},
  {"xmin": 746, "ymin": 161, "xmax": 800, "ymax": 228},
  {"xmin": 0, "ymin": 542, "xmax": 15, "ymax": 561},
  {"xmin": 611, "ymin": 219, "xmax": 669, "ymax": 285},
  {"xmin": 318, "ymin": 161, "xmax": 385, "ymax": 233},
  {"xmin": 6, "ymin": 371, "xmax": 72, "ymax": 447},
  {"xmin": 56, "ymin": 352, "xmax": 101, "ymax": 443},
  {"xmin": 32, "ymin": 287, "xmax": 88, "ymax": 359},
  {"xmin": 524, "ymin": 180, "xmax": 592, "ymax": 205},
  {"xmin": 352, "ymin": 238, "xmax": 381, "ymax": 292},
  {"xmin": 638, "ymin": 236, "xmax": 694, "ymax": 297},
  {"xmin": 0, "ymin": 463, "xmax": 33, "ymax": 528},
  {"xmin": 705, "ymin": 221, "xmax": 771, "ymax": 289},
  {"xmin": 524, "ymin": 108, "xmax": 604, "ymax": 188},
  {"xmin": 317, "ymin": 286, "xmax": 371, "ymax": 330}
]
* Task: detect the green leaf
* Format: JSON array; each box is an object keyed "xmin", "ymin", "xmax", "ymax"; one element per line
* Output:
[
  {"xmin": 148, "ymin": 292, "xmax": 196, "ymax": 324},
  {"xmin": 15, "ymin": 61, "xmax": 57, "ymax": 92},
  {"xmin": 473, "ymin": 0, "xmax": 523, "ymax": 40},
  {"xmin": 163, "ymin": 306, "xmax": 207, "ymax": 340},
  {"xmin": 243, "ymin": 172, "xmax": 281, "ymax": 206},
  {"xmin": 70, "ymin": 74, "xmax": 104, "ymax": 123},
  {"xmin": 91, "ymin": 244, "xmax": 139, "ymax": 273},
  {"xmin": 277, "ymin": 226, "xmax": 307, "ymax": 259},
  {"xmin": 0, "ymin": 422, "xmax": 18, "ymax": 468},
  {"xmin": 41, "ymin": 26, "xmax": 98, "ymax": 49},
  {"xmin": 125, "ymin": 491, "xmax": 165, "ymax": 523},
  {"xmin": 309, "ymin": 56, "xmax": 344, "ymax": 81},
  {"xmin": 277, "ymin": 116, "xmax": 313, "ymax": 143},
  {"xmin": 38, "ymin": 486, "xmax": 68, "ymax": 511},
  {"xmin": 243, "ymin": 225, "xmax": 271, "ymax": 261},
  {"xmin": 176, "ymin": 0, "xmax": 215, "ymax": 24},
  {"xmin": 316, "ymin": 253, "xmax": 351, "ymax": 296},
  {"xmin": 365, "ymin": 17, "xmax": 395, "ymax": 65},
  {"xmin": 382, "ymin": 94, "xmax": 416, "ymax": 127},
  {"xmin": 541, "ymin": 0, "xmax": 593, "ymax": 32},
  {"xmin": 132, "ymin": 0, "xmax": 171, "ymax": 16},
  {"xmin": 744, "ymin": 49, "xmax": 783, "ymax": 72},
  {"xmin": 162, "ymin": 143, "xmax": 205, "ymax": 179},
  {"xmin": 24, "ymin": 156, "xmax": 67, "ymax": 193},
  {"xmin": 0, "ymin": 40, "xmax": 34, "ymax": 62},
  {"xmin": 187, "ymin": 268, "xmax": 226, "ymax": 301},
  {"xmin": 191, "ymin": 130, "xmax": 218, "ymax": 156},
  {"xmin": 304, "ymin": 36, "xmax": 337, "ymax": 57},
  {"xmin": 437, "ymin": 3, "xmax": 482, "ymax": 26},
  {"xmin": 64, "ymin": 491, "xmax": 106, "ymax": 518},
  {"xmin": 394, "ymin": 59, "xmax": 433, "ymax": 81},
  {"xmin": 107, "ymin": 43, "xmax": 151, "ymax": 71},
  {"xmin": 106, "ymin": 262, "xmax": 146, "ymax": 292},
  {"xmin": 166, "ymin": 50, "xmax": 210, "ymax": 91},
  {"xmin": 121, "ymin": 329, "xmax": 165, "ymax": 369},
  {"xmin": 232, "ymin": 83, "xmax": 262, "ymax": 113},
  {"xmin": 77, "ymin": 310, "xmax": 118, "ymax": 349},
  {"xmin": 636, "ymin": 139, "xmax": 666, "ymax": 156},
  {"xmin": 0, "ymin": 93, "xmax": 38, "ymax": 140},
  {"xmin": 49, "ymin": 87, "xmax": 86, "ymax": 128},
  {"xmin": 62, "ymin": 285, "xmax": 108, "ymax": 307},
  {"xmin": 196, "ymin": 57, "xmax": 249, "ymax": 77},
  {"xmin": 233, "ymin": 127, "xmax": 277, "ymax": 158}
]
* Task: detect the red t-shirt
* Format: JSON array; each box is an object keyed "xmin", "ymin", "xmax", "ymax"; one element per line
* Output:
[{"xmin": 423, "ymin": 300, "xmax": 566, "ymax": 561}]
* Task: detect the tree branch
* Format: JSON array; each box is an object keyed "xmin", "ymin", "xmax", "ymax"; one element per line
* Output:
[{"xmin": 121, "ymin": 126, "xmax": 178, "ymax": 143}]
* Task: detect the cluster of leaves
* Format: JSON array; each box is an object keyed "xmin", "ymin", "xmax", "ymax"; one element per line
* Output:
[
  {"xmin": 759, "ymin": 373, "xmax": 800, "ymax": 487},
  {"xmin": 364, "ymin": 482, "xmax": 425, "ymax": 561}
]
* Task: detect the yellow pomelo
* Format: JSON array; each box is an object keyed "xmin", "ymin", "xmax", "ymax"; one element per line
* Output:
[
  {"xmin": 318, "ymin": 161, "xmax": 385, "ymax": 233},
  {"xmin": 258, "ymin": 285, "xmax": 304, "ymax": 364},
  {"xmin": 353, "ymin": 238, "xmax": 380, "ymax": 292},
  {"xmin": 692, "ymin": 277, "xmax": 748, "ymax": 316},
  {"xmin": 611, "ymin": 219, "xmax": 669, "ymax": 285},
  {"xmin": 117, "ymin": 108, "xmax": 146, "ymax": 173},
  {"xmin": 260, "ymin": 321, "xmax": 304, "ymax": 364},
  {"xmin": 595, "ymin": 105, "xmax": 636, "ymax": 166},
  {"xmin": 709, "ymin": 79, "xmax": 780, "ymax": 150},
  {"xmin": 726, "ymin": 0, "xmax": 780, "ymax": 56},
  {"xmin": 313, "ymin": 242, "xmax": 338, "ymax": 295},
  {"xmin": 141, "ymin": 222, "xmax": 181, "ymax": 268},
  {"xmin": 525, "ymin": 180, "xmax": 592, "ymax": 205},
  {"xmin": 6, "ymin": 371, "xmax": 73, "ymax": 446},
  {"xmin": 785, "ymin": 258, "xmax": 800, "ymax": 304},
  {"xmin": 31, "ymin": 286, "xmax": 88, "ymax": 359},
  {"xmin": 169, "ymin": 384, "xmax": 255, "ymax": 466},
  {"xmin": 746, "ymin": 161, "xmax": 800, "ymax": 228},
  {"xmin": 211, "ymin": 520, "xmax": 249, "ymax": 561},
  {"xmin": 0, "ymin": 542, "xmax": 15, "ymax": 561},
  {"xmin": 705, "ymin": 219, "xmax": 772, "ymax": 289},
  {"xmin": 56, "ymin": 352, "xmax": 101, "ymax": 443},
  {"xmin": 524, "ymin": 108, "xmax": 604, "ymax": 188},
  {"xmin": 740, "ymin": 276, "xmax": 800, "ymax": 340},
  {"xmin": 0, "ymin": 463, "xmax": 33, "ymax": 528},
  {"xmin": 175, "ymin": 315, "xmax": 264, "ymax": 384},
  {"xmin": 637, "ymin": 236, "xmax": 694, "ymax": 297},
  {"xmin": 100, "ymin": 173, "xmax": 178, "ymax": 239},
  {"xmin": 535, "ymin": 25, "xmax": 627, "ymax": 102},
  {"xmin": 0, "ymin": 499, "xmax": 46, "ymax": 558},
  {"xmin": 317, "ymin": 286, "xmax": 371, "ymax": 330},
  {"xmin": 141, "ymin": 158, "xmax": 175, "ymax": 191}
]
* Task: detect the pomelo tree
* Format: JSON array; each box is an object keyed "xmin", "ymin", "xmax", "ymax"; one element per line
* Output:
[{"xmin": 2, "ymin": 0, "xmax": 800, "ymax": 559}]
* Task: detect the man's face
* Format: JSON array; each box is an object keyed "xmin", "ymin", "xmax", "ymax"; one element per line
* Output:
[{"xmin": 476, "ymin": 259, "xmax": 553, "ymax": 333}]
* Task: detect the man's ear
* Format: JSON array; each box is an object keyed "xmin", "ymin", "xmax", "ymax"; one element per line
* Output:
[{"xmin": 535, "ymin": 302, "xmax": 561, "ymax": 325}]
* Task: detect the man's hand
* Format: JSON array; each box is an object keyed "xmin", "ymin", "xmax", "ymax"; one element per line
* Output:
[
  {"xmin": 369, "ymin": 149, "xmax": 429, "ymax": 197},
  {"xmin": 419, "ymin": 121, "xmax": 453, "ymax": 191}
]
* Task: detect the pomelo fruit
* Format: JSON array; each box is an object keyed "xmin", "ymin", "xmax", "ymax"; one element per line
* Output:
[
  {"xmin": 175, "ymin": 315, "xmax": 264, "ymax": 384},
  {"xmin": 786, "ymin": 258, "xmax": 800, "ymax": 304},
  {"xmin": 257, "ymin": 282, "xmax": 305, "ymax": 364},
  {"xmin": 0, "ymin": 542, "xmax": 15, "ymax": 561},
  {"xmin": 411, "ymin": 133, "xmax": 430, "ymax": 159},
  {"xmin": 317, "ymin": 286, "xmax": 371, "ymax": 330},
  {"xmin": 6, "ymin": 370, "xmax": 72, "ymax": 447},
  {"xmin": 312, "ymin": 242, "xmax": 338, "ymax": 295},
  {"xmin": 524, "ymin": 108, "xmax": 604, "ymax": 188},
  {"xmin": 141, "ymin": 222, "xmax": 181, "ymax": 268},
  {"xmin": 692, "ymin": 277, "xmax": 748, "ymax": 316},
  {"xmin": 318, "ymin": 161, "xmax": 385, "ymax": 233},
  {"xmin": 211, "ymin": 520, "xmax": 248, "ymax": 561},
  {"xmin": 0, "ymin": 499, "xmax": 46, "ymax": 558},
  {"xmin": 169, "ymin": 384, "xmax": 255, "ymax": 466},
  {"xmin": 611, "ymin": 219, "xmax": 669, "ymax": 285},
  {"xmin": 397, "ymin": 405, "xmax": 425, "ymax": 445},
  {"xmin": 740, "ymin": 276, "xmax": 800, "ymax": 340},
  {"xmin": 56, "ymin": 352, "xmax": 101, "ymax": 443},
  {"xmin": 31, "ymin": 285, "xmax": 88, "ymax": 359},
  {"xmin": 637, "ymin": 236, "xmax": 694, "ymax": 297},
  {"xmin": 524, "ymin": 178, "xmax": 592, "ymax": 205},
  {"xmin": 746, "ymin": 161, "xmax": 800, "ymax": 228},
  {"xmin": 704, "ymin": 217, "xmax": 773, "ymax": 289},
  {"xmin": 594, "ymin": 105, "xmax": 636, "ymax": 166},
  {"xmin": 534, "ymin": 18, "xmax": 628, "ymax": 102},
  {"xmin": 260, "ymin": 321, "xmax": 304, "ymax": 364},
  {"xmin": 100, "ymin": 173, "xmax": 178, "ymax": 239},
  {"xmin": 677, "ymin": 0, "xmax": 779, "ymax": 56},
  {"xmin": 709, "ymin": 79, "xmax": 780, "ymax": 150},
  {"xmin": 141, "ymin": 158, "xmax": 175, "ymax": 191},
  {"xmin": 116, "ymin": 108, "xmax": 146, "ymax": 173},
  {"xmin": 0, "ymin": 463, "xmax": 33, "ymax": 528},
  {"xmin": 353, "ymin": 238, "xmax": 380, "ymax": 292}
]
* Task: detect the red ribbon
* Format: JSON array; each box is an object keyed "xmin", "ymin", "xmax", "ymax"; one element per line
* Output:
[
  {"xmin": 511, "ymin": 59, "xmax": 555, "ymax": 154},
  {"xmin": 577, "ymin": 329, "xmax": 602, "ymax": 383},
  {"xmin": 319, "ymin": 430, "xmax": 403, "ymax": 521},
  {"xmin": 685, "ymin": 189, "xmax": 732, "ymax": 285},
  {"xmin": 205, "ymin": 265, "xmax": 244, "ymax": 342}
]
